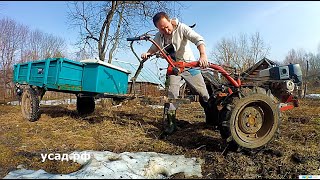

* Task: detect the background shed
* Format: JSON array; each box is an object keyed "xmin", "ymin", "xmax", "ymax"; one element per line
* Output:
[{"xmin": 112, "ymin": 60, "xmax": 165, "ymax": 97}]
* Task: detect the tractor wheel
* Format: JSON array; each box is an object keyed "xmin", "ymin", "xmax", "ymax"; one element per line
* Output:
[
  {"xmin": 21, "ymin": 86, "xmax": 40, "ymax": 122},
  {"xmin": 77, "ymin": 96, "xmax": 95, "ymax": 116},
  {"xmin": 220, "ymin": 87, "xmax": 280, "ymax": 150}
]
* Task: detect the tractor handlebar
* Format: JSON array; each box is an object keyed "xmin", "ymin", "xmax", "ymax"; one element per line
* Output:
[
  {"xmin": 127, "ymin": 33, "xmax": 241, "ymax": 88},
  {"xmin": 126, "ymin": 37, "xmax": 142, "ymax": 41},
  {"xmin": 127, "ymin": 34, "xmax": 151, "ymax": 41}
]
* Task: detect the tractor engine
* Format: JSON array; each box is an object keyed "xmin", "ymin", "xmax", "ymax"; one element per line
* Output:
[
  {"xmin": 259, "ymin": 64, "xmax": 302, "ymax": 84},
  {"xmin": 258, "ymin": 63, "xmax": 303, "ymax": 103}
]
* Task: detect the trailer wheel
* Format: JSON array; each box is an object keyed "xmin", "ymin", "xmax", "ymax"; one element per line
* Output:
[
  {"xmin": 77, "ymin": 96, "xmax": 95, "ymax": 115},
  {"xmin": 21, "ymin": 87, "xmax": 40, "ymax": 122},
  {"xmin": 220, "ymin": 87, "xmax": 280, "ymax": 150}
]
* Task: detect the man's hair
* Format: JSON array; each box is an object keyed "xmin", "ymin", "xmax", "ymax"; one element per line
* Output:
[{"xmin": 153, "ymin": 12, "xmax": 170, "ymax": 27}]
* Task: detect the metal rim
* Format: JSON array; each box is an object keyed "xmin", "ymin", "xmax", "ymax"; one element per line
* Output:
[{"xmin": 234, "ymin": 100, "xmax": 275, "ymax": 144}]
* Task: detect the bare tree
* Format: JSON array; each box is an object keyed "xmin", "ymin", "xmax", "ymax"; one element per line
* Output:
[
  {"xmin": 0, "ymin": 17, "xmax": 67, "ymax": 102},
  {"xmin": 21, "ymin": 29, "xmax": 66, "ymax": 61},
  {"xmin": 42, "ymin": 34, "xmax": 66, "ymax": 58},
  {"xmin": 210, "ymin": 31, "xmax": 270, "ymax": 73},
  {"xmin": 284, "ymin": 48, "xmax": 308, "ymax": 77},
  {"xmin": 211, "ymin": 37, "xmax": 236, "ymax": 67},
  {"xmin": 285, "ymin": 48, "xmax": 320, "ymax": 90},
  {"xmin": 67, "ymin": 1, "xmax": 184, "ymax": 63},
  {"xmin": 75, "ymin": 48, "xmax": 91, "ymax": 61},
  {"xmin": 237, "ymin": 33, "xmax": 249, "ymax": 68},
  {"xmin": 0, "ymin": 18, "xmax": 29, "ymax": 101},
  {"xmin": 304, "ymin": 51, "xmax": 320, "ymax": 92},
  {"xmin": 249, "ymin": 32, "xmax": 270, "ymax": 64}
]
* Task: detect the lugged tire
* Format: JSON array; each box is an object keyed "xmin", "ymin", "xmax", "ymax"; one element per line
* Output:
[
  {"xmin": 219, "ymin": 87, "xmax": 280, "ymax": 150},
  {"xmin": 77, "ymin": 96, "xmax": 95, "ymax": 116},
  {"xmin": 21, "ymin": 86, "xmax": 40, "ymax": 122}
]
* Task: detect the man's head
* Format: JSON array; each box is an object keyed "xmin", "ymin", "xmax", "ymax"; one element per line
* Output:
[{"xmin": 153, "ymin": 12, "xmax": 173, "ymax": 36}]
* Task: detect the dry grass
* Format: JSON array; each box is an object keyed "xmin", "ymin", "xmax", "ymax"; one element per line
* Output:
[{"xmin": 0, "ymin": 96, "xmax": 319, "ymax": 179}]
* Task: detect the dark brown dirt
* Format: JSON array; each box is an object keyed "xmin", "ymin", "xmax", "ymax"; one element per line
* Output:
[{"xmin": 0, "ymin": 97, "xmax": 319, "ymax": 179}]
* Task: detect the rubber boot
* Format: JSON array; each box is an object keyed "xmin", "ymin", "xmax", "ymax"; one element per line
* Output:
[
  {"xmin": 201, "ymin": 98, "xmax": 220, "ymax": 128},
  {"xmin": 164, "ymin": 110, "xmax": 177, "ymax": 135}
]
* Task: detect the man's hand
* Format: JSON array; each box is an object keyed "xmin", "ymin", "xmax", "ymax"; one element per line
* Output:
[
  {"xmin": 197, "ymin": 44, "xmax": 209, "ymax": 68},
  {"xmin": 155, "ymin": 52, "xmax": 166, "ymax": 59},
  {"xmin": 141, "ymin": 52, "xmax": 152, "ymax": 61},
  {"xmin": 199, "ymin": 53, "xmax": 209, "ymax": 68}
]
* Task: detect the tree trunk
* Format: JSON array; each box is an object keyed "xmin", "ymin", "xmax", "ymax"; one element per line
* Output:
[
  {"xmin": 98, "ymin": 1, "xmax": 117, "ymax": 62},
  {"xmin": 108, "ymin": 4, "xmax": 124, "ymax": 63}
]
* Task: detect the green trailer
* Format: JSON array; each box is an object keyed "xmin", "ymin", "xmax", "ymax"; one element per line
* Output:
[{"xmin": 13, "ymin": 57, "xmax": 131, "ymax": 121}]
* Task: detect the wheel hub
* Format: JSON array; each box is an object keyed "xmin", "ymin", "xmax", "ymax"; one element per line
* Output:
[{"xmin": 238, "ymin": 106, "xmax": 263, "ymax": 134}]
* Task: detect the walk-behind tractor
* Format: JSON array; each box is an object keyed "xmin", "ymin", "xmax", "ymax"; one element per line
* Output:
[{"xmin": 127, "ymin": 33, "xmax": 302, "ymax": 150}]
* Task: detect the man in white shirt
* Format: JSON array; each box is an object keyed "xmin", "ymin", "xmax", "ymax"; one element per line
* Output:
[{"xmin": 141, "ymin": 12, "xmax": 210, "ymax": 135}]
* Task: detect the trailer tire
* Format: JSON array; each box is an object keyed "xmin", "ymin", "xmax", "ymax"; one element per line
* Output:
[
  {"xmin": 21, "ymin": 87, "xmax": 40, "ymax": 122},
  {"xmin": 77, "ymin": 96, "xmax": 95, "ymax": 115},
  {"xmin": 219, "ymin": 87, "xmax": 280, "ymax": 150}
]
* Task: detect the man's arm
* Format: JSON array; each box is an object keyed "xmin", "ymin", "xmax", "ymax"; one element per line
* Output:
[
  {"xmin": 197, "ymin": 44, "xmax": 209, "ymax": 68},
  {"xmin": 182, "ymin": 23, "xmax": 209, "ymax": 68},
  {"xmin": 141, "ymin": 33, "xmax": 161, "ymax": 60},
  {"xmin": 141, "ymin": 48, "xmax": 157, "ymax": 60}
]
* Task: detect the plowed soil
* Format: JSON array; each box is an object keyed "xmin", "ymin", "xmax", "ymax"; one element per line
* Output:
[{"xmin": 0, "ymin": 97, "xmax": 319, "ymax": 179}]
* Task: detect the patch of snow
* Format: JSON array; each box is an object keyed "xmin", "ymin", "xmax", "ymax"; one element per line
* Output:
[
  {"xmin": 305, "ymin": 94, "xmax": 320, "ymax": 99},
  {"xmin": 112, "ymin": 103, "xmax": 123, "ymax": 108},
  {"xmin": 147, "ymin": 105, "xmax": 163, "ymax": 109},
  {"xmin": 39, "ymin": 99, "xmax": 77, "ymax": 106},
  {"xmin": 7, "ymin": 101, "xmax": 19, "ymax": 105},
  {"xmin": 4, "ymin": 151, "xmax": 203, "ymax": 179},
  {"xmin": 7, "ymin": 99, "xmax": 102, "ymax": 106}
]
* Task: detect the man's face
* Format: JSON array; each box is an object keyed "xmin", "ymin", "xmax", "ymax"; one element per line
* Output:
[{"xmin": 156, "ymin": 17, "xmax": 173, "ymax": 36}]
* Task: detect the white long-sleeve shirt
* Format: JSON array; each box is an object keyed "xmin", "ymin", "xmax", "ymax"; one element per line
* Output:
[{"xmin": 149, "ymin": 18, "xmax": 206, "ymax": 62}]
